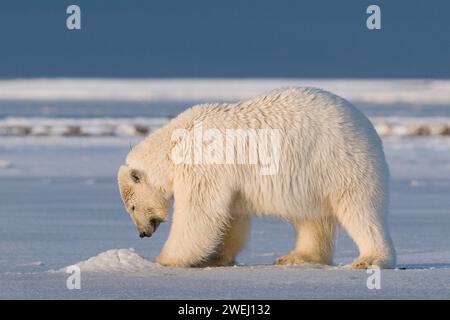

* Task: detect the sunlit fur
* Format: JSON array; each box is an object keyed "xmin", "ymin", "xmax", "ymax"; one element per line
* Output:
[{"xmin": 117, "ymin": 87, "xmax": 396, "ymax": 268}]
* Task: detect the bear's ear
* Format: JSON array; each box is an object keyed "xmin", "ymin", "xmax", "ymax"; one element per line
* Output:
[{"xmin": 118, "ymin": 165, "xmax": 131, "ymax": 183}]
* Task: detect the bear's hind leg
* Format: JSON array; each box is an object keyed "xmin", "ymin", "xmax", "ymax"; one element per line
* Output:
[
  {"xmin": 275, "ymin": 216, "xmax": 336, "ymax": 266},
  {"xmin": 335, "ymin": 195, "xmax": 395, "ymax": 269}
]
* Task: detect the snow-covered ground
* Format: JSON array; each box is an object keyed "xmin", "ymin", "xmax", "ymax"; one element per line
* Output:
[{"xmin": 0, "ymin": 79, "xmax": 449, "ymax": 299}]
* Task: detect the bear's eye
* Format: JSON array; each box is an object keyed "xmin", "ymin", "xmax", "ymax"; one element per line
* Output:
[{"xmin": 130, "ymin": 171, "xmax": 140, "ymax": 183}]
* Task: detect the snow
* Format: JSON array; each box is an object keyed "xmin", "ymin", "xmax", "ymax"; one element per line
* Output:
[
  {"xmin": 1, "ymin": 78, "xmax": 450, "ymax": 105},
  {"xmin": 0, "ymin": 79, "xmax": 449, "ymax": 299},
  {"xmin": 0, "ymin": 117, "xmax": 169, "ymax": 137},
  {"xmin": 372, "ymin": 117, "xmax": 450, "ymax": 137},
  {"xmin": 0, "ymin": 159, "xmax": 12, "ymax": 168},
  {"xmin": 59, "ymin": 249, "xmax": 161, "ymax": 273},
  {"xmin": 1, "ymin": 116, "xmax": 450, "ymax": 137},
  {"xmin": 0, "ymin": 134, "xmax": 449, "ymax": 299}
]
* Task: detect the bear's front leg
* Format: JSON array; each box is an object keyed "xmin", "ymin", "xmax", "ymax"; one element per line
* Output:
[
  {"xmin": 195, "ymin": 215, "xmax": 251, "ymax": 267},
  {"xmin": 155, "ymin": 190, "xmax": 230, "ymax": 267}
]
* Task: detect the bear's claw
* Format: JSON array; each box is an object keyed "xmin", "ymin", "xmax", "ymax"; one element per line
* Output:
[
  {"xmin": 275, "ymin": 253, "xmax": 308, "ymax": 265},
  {"xmin": 348, "ymin": 255, "xmax": 394, "ymax": 269}
]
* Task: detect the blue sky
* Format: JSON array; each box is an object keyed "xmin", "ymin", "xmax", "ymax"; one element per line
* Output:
[{"xmin": 0, "ymin": 0, "xmax": 449, "ymax": 78}]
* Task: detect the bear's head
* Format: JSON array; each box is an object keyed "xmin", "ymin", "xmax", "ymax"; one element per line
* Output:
[{"xmin": 117, "ymin": 165, "xmax": 168, "ymax": 238}]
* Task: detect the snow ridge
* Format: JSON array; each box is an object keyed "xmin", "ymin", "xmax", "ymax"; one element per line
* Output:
[{"xmin": 1, "ymin": 116, "xmax": 450, "ymax": 137}]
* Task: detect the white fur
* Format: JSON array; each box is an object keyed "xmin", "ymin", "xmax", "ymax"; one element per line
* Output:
[{"xmin": 118, "ymin": 87, "xmax": 396, "ymax": 268}]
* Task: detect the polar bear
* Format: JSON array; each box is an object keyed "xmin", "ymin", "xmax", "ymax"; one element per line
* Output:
[{"xmin": 118, "ymin": 87, "xmax": 395, "ymax": 269}]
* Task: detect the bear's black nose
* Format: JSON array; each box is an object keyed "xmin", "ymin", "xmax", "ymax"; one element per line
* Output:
[{"xmin": 139, "ymin": 232, "xmax": 151, "ymax": 238}]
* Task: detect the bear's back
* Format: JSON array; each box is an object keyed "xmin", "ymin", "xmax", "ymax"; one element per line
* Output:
[{"xmin": 175, "ymin": 87, "xmax": 378, "ymax": 148}]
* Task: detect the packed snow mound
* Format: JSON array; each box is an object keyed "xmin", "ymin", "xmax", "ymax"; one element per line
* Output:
[{"xmin": 63, "ymin": 249, "xmax": 161, "ymax": 273}]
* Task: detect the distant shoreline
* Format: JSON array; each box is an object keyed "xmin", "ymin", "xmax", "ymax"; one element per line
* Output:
[{"xmin": 1, "ymin": 78, "xmax": 450, "ymax": 105}]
